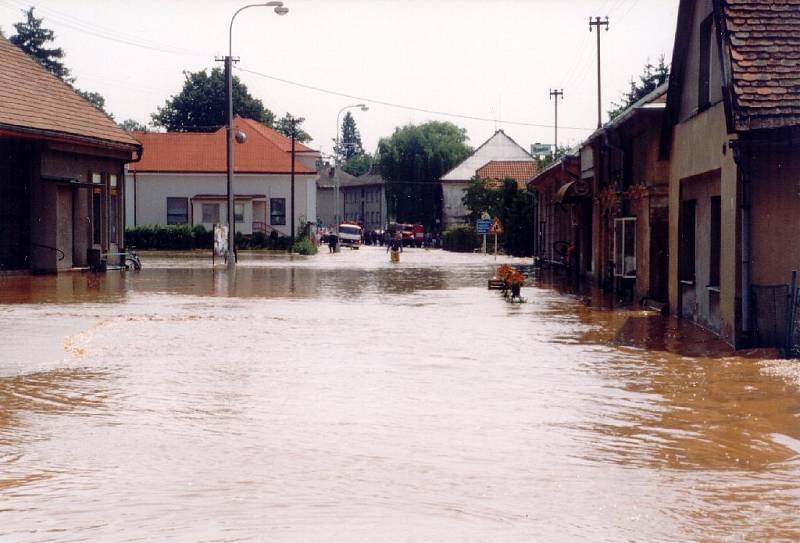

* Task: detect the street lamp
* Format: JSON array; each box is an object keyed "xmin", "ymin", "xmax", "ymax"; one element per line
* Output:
[
  {"xmin": 225, "ymin": 1, "xmax": 288, "ymax": 269},
  {"xmin": 334, "ymin": 103, "xmax": 368, "ymax": 241}
]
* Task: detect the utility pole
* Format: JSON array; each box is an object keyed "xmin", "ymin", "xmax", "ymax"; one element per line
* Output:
[
  {"xmin": 290, "ymin": 116, "xmax": 296, "ymax": 241},
  {"xmin": 549, "ymin": 88, "xmax": 564, "ymax": 156},
  {"xmin": 589, "ymin": 16, "xmax": 609, "ymax": 129}
]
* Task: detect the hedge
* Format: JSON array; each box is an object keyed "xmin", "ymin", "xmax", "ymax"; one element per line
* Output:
[
  {"xmin": 441, "ymin": 224, "xmax": 480, "ymax": 252},
  {"xmin": 125, "ymin": 225, "xmax": 291, "ymax": 251}
]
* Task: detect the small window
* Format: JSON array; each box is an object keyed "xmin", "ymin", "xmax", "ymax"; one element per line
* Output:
[
  {"xmin": 270, "ymin": 198, "xmax": 286, "ymax": 225},
  {"xmin": 234, "ymin": 203, "xmax": 245, "ymax": 223},
  {"xmin": 92, "ymin": 186, "xmax": 103, "ymax": 245},
  {"xmin": 167, "ymin": 197, "xmax": 189, "ymax": 225},
  {"xmin": 202, "ymin": 203, "xmax": 220, "ymax": 224},
  {"xmin": 109, "ymin": 174, "xmax": 119, "ymax": 243},
  {"xmin": 92, "ymin": 172, "xmax": 103, "ymax": 185},
  {"xmin": 679, "ymin": 200, "xmax": 697, "ymax": 282},
  {"xmin": 709, "ymin": 196, "xmax": 721, "ymax": 287},
  {"xmin": 698, "ymin": 15, "xmax": 713, "ymax": 110},
  {"xmin": 614, "ymin": 217, "xmax": 636, "ymax": 278}
]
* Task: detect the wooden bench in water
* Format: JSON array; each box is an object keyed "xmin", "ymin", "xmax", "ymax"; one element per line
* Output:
[{"xmin": 488, "ymin": 279, "xmax": 505, "ymax": 290}]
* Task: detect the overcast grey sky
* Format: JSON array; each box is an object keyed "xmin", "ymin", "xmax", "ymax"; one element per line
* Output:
[{"xmin": 0, "ymin": 0, "xmax": 679, "ymax": 156}]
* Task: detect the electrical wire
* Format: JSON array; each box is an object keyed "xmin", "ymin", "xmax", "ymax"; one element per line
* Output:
[{"xmin": 236, "ymin": 66, "xmax": 596, "ymax": 132}]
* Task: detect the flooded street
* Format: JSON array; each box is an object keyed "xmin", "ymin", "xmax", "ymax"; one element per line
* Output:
[{"xmin": 2, "ymin": 247, "xmax": 800, "ymax": 542}]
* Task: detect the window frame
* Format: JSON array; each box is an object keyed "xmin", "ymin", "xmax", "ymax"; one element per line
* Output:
[
  {"xmin": 698, "ymin": 15, "xmax": 713, "ymax": 111},
  {"xmin": 201, "ymin": 202, "xmax": 220, "ymax": 225},
  {"xmin": 270, "ymin": 198, "xmax": 286, "ymax": 226},
  {"xmin": 234, "ymin": 203, "xmax": 245, "ymax": 224},
  {"xmin": 166, "ymin": 197, "xmax": 189, "ymax": 226},
  {"xmin": 613, "ymin": 217, "xmax": 637, "ymax": 279}
]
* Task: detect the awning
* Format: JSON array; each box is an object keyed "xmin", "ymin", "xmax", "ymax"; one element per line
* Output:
[{"xmin": 553, "ymin": 180, "xmax": 591, "ymax": 204}]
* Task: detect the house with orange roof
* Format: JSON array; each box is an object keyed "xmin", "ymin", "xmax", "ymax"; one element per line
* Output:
[
  {"xmin": 440, "ymin": 130, "xmax": 535, "ymax": 226},
  {"xmin": 0, "ymin": 35, "xmax": 142, "ymax": 272},
  {"xmin": 476, "ymin": 160, "xmax": 538, "ymax": 190},
  {"xmin": 126, "ymin": 117, "xmax": 320, "ymax": 237}
]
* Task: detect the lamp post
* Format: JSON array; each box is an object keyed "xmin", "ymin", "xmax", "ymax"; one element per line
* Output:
[
  {"xmin": 334, "ymin": 104, "xmax": 368, "ymax": 240},
  {"xmin": 226, "ymin": 1, "xmax": 288, "ymax": 269}
]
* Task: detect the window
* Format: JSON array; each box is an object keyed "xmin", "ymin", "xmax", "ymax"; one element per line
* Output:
[
  {"xmin": 234, "ymin": 203, "xmax": 245, "ymax": 223},
  {"xmin": 167, "ymin": 197, "xmax": 189, "ymax": 225},
  {"xmin": 109, "ymin": 174, "xmax": 118, "ymax": 243},
  {"xmin": 202, "ymin": 203, "xmax": 220, "ymax": 224},
  {"xmin": 698, "ymin": 15, "xmax": 713, "ymax": 110},
  {"xmin": 613, "ymin": 217, "xmax": 636, "ymax": 278},
  {"xmin": 709, "ymin": 196, "xmax": 721, "ymax": 287},
  {"xmin": 91, "ymin": 172, "xmax": 103, "ymax": 245},
  {"xmin": 679, "ymin": 200, "xmax": 697, "ymax": 282},
  {"xmin": 270, "ymin": 198, "xmax": 286, "ymax": 225}
]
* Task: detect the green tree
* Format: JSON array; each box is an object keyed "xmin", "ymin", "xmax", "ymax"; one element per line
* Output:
[
  {"xmin": 76, "ymin": 89, "xmax": 113, "ymax": 119},
  {"xmin": 275, "ymin": 113, "xmax": 312, "ymax": 143},
  {"xmin": 10, "ymin": 7, "xmax": 113, "ymax": 118},
  {"xmin": 377, "ymin": 121, "xmax": 472, "ymax": 229},
  {"xmin": 535, "ymin": 144, "xmax": 571, "ymax": 171},
  {"xmin": 118, "ymin": 118, "xmax": 148, "ymax": 132},
  {"xmin": 10, "ymin": 7, "xmax": 71, "ymax": 81},
  {"xmin": 608, "ymin": 55, "xmax": 669, "ymax": 120},
  {"xmin": 462, "ymin": 176, "xmax": 502, "ymax": 223},
  {"xmin": 461, "ymin": 177, "xmax": 534, "ymax": 256},
  {"xmin": 335, "ymin": 112, "xmax": 364, "ymax": 162},
  {"xmin": 342, "ymin": 152, "xmax": 374, "ymax": 177},
  {"xmin": 151, "ymin": 68, "xmax": 275, "ymax": 132}
]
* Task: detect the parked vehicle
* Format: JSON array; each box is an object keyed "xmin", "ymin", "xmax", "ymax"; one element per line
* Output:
[{"xmin": 338, "ymin": 223, "xmax": 362, "ymax": 249}]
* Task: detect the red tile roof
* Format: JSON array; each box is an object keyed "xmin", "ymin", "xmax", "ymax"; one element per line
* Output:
[
  {"xmin": 476, "ymin": 160, "xmax": 539, "ymax": 189},
  {"xmin": 0, "ymin": 36, "xmax": 139, "ymax": 150},
  {"xmin": 130, "ymin": 117, "xmax": 316, "ymax": 174},
  {"xmin": 722, "ymin": 0, "xmax": 800, "ymax": 130}
]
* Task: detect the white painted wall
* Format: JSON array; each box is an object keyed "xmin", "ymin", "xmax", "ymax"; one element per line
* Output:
[
  {"xmin": 124, "ymin": 172, "xmax": 316, "ymax": 237},
  {"xmin": 443, "ymin": 181, "xmax": 469, "ymax": 226}
]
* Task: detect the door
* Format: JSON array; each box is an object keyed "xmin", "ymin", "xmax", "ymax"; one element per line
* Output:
[{"xmin": 56, "ymin": 186, "xmax": 73, "ymax": 269}]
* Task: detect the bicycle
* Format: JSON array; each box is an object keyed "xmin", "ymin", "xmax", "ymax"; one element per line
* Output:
[{"xmin": 125, "ymin": 248, "xmax": 142, "ymax": 271}]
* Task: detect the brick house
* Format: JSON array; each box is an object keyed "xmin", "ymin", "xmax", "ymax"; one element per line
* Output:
[{"xmin": 0, "ymin": 36, "xmax": 142, "ymax": 272}]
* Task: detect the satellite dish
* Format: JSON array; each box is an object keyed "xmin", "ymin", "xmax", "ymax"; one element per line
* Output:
[{"xmin": 235, "ymin": 130, "xmax": 247, "ymax": 144}]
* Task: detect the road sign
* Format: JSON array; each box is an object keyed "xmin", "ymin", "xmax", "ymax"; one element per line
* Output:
[
  {"xmin": 490, "ymin": 218, "xmax": 504, "ymax": 235},
  {"xmin": 476, "ymin": 218, "xmax": 492, "ymax": 235}
]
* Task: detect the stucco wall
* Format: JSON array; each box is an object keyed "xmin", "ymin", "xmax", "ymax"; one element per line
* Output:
[
  {"xmin": 34, "ymin": 147, "xmax": 127, "ymax": 271},
  {"xmin": 668, "ymin": 103, "xmax": 739, "ymax": 344},
  {"xmin": 749, "ymin": 144, "xmax": 800, "ymax": 286},
  {"xmin": 125, "ymin": 172, "xmax": 316, "ymax": 237},
  {"xmin": 443, "ymin": 182, "xmax": 468, "ymax": 226}
]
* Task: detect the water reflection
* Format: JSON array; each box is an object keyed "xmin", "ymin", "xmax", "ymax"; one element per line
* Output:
[{"xmin": 0, "ymin": 248, "xmax": 799, "ymax": 541}]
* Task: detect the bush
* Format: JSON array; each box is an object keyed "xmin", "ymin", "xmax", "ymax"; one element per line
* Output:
[
  {"xmin": 441, "ymin": 224, "xmax": 479, "ymax": 252},
  {"xmin": 290, "ymin": 237, "xmax": 318, "ymax": 255},
  {"xmin": 124, "ymin": 224, "xmax": 293, "ymax": 251}
]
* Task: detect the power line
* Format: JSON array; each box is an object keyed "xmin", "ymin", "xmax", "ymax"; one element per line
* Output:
[{"xmin": 236, "ymin": 66, "xmax": 596, "ymax": 132}]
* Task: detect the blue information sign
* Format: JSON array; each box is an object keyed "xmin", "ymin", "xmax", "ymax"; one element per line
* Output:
[{"xmin": 477, "ymin": 219, "xmax": 492, "ymax": 235}]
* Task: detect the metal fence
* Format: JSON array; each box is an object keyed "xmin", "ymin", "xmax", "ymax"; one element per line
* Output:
[{"xmin": 752, "ymin": 272, "xmax": 800, "ymax": 357}]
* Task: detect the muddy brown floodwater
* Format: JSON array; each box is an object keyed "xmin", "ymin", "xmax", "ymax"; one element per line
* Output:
[{"xmin": 1, "ymin": 247, "xmax": 800, "ymax": 542}]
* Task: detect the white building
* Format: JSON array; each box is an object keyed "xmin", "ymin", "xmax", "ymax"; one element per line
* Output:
[
  {"xmin": 125, "ymin": 117, "xmax": 319, "ymax": 236},
  {"xmin": 440, "ymin": 129, "xmax": 535, "ymax": 226}
]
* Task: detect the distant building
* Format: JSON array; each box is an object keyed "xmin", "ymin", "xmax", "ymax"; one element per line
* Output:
[
  {"xmin": 439, "ymin": 129, "xmax": 535, "ymax": 226},
  {"xmin": 340, "ymin": 173, "xmax": 387, "ymax": 230},
  {"xmin": 316, "ymin": 165, "xmax": 387, "ymax": 230},
  {"xmin": 315, "ymin": 164, "xmax": 358, "ymax": 228},
  {"xmin": 0, "ymin": 36, "xmax": 141, "ymax": 272},
  {"xmin": 125, "ymin": 117, "xmax": 319, "ymax": 237}
]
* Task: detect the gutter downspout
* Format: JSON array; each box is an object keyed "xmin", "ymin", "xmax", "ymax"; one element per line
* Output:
[{"xmin": 732, "ymin": 141, "xmax": 751, "ymax": 347}]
